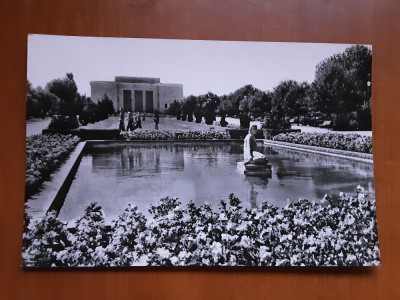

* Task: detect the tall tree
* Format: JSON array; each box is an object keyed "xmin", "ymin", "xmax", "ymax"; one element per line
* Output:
[
  {"xmin": 313, "ymin": 45, "xmax": 372, "ymax": 116},
  {"xmin": 226, "ymin": 84, "xmax": 256, "ymax": 117},
  {"xmin": 46, "ymin": 73, "xmax": 78, "ymax": 115}
]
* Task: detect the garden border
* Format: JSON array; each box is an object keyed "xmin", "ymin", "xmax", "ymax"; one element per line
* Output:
[
  {"xmin": 25, "ymin": 142, "xmax": 87, "ymax": 219},
  {"xmin": 263, "ymin": 140, "xmax": 373, "ymax": 163}
]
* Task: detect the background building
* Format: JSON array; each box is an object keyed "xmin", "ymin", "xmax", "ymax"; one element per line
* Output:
[{"xmin": 90, "ymin": 76, "xmax": 183, "ymax": 113}]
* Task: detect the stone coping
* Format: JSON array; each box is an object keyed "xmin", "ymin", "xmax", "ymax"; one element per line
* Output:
[{"xmin": 263, "ymin": 140, "xmax": 373, "ymax": 164}]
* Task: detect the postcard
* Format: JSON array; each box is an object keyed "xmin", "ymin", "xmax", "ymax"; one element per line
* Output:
[{"xmin": 23, "ymin": 35, "xmax": 379, "ymax": 267}]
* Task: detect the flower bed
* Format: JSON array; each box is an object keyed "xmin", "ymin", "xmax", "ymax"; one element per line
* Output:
[
  {"xmin": 25, "ymin": 134, "xmax": 80, "ymax": 199},
  {"xmin": 273, "ymin": 132, "xmax": 372, "ymax": 154},
  {"xmin": 22, "ymin": 187, "xmax": 379, "ymax": 267},
  {"xmin": 122, "ymin": 130, "xmax": 231, "ymax": 140}
]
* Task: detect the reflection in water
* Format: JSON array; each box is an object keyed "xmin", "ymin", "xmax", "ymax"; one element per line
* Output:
[
  {"xmin": 264, "ymin": 146, "xmax": 375, "ymax": 199},
  {"xmin": 244, "ymin": 176, "xmax": 270, "ymax": 209},
  {"xmin": 59, "ymin": 142, "xmax": 375, "ymax": 222}
]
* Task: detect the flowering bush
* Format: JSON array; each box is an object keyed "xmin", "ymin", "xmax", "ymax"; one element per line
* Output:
[
  {"xmin": 273, "ymin": 132, "xmax": 373, "ymax": 154},
  {"xmin": 22, "ymin": 186, "xmax": 380, "ymax": 267},
  {"xmin": 122, "ymin": 130, "xmax": 231, "ymax": 141},
  {"xmin": 25, "ymin": 134, "xmax": 80, "ymax": 199}
]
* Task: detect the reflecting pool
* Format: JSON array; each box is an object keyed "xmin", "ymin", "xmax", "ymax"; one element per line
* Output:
[{"xmin": 58, "ymin": 142, "xmax": 375, "ymax": 222}]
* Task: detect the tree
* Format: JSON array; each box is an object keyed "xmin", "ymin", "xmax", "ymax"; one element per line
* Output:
[
  {"xmin": 26, "ymin": 81, "xmax": 34, "ymax": 118},
  {"xmin": 182, "ymin": 95, "xmax": 198, "ymax": 122},
  {"xmin": 193, "ymin": 102, "xmax": 203, "ymax": 123},
  {"xmin": 239, "ymin": 95, "xmax": 252, "ymax": 114},
  {"xmin": 26, "ymin": 82, "xmax": 58, "ymax": 119},
  {"xmin": 226, "ymin": 85, "xmax": 256, "ymax": 117},
  {"xmin": 97, "ymin": 94, "xmax": 115, "ymax": 120},
  {"xmin": 262, "ymin": 81, "xmax": 294, "ymax": 130},
  {"xmin": 46, "ymin": 73, "xmax": 78, "ymax": 115},
  {"xmin": 287, "ymin": 82, "xmax": 311, "ymax": 125},
  {"xmin": 166, "ymin": 99, "xmax": 182, "ymax": 118},
  {"xmin": 312, "ymin": 45, "xmax": 372, "ymax": 129},
  {"xmin": 249, "ymin": 90, "xmax": 271, "ymax": 118},
  {"xmin": 202, "ymin": 92, "xmax": 220, "ymax": 125}
]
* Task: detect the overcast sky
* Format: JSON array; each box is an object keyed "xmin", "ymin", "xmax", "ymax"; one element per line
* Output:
[{"xmin": 27, "ymin": 35, "xmax": 368, "ymax": 97}]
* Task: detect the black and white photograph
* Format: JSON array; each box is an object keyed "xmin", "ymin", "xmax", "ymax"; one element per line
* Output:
[{"xmin": 22, "ymin": 34, "xmax": 380, "ymax": 267}]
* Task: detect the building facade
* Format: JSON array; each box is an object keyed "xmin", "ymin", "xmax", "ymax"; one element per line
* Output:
[{"xmin": 90, "ymin": 76, "xmax": 183, "ymax": 113}]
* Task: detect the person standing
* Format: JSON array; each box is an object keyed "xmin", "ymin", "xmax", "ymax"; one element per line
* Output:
[
  {"xmin": 137, "ymin": 112, "xmax": 142, "ymax": 129},
  {"xmin": 154, "ymin": 110, "xmax": 159, "ymax": 130},
  {"xmin": 119, "ymin": 108, "xmax": 125, "ymax": 132},
  {"xmin": 127, "ymin": 111, "xmax": 135, "ymax": 131}
]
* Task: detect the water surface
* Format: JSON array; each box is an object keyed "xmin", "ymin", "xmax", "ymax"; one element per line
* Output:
[{"xmin": 59, "ymin": 142, "xmax": 375, "ymax": 222}]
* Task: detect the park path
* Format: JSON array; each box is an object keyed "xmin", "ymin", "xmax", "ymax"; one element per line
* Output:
[
  {"xmin": 25, "ymin": 116, "xmax": 373, "ymax": 137},
  {"xmin": 26, "ymin": 118, "xmax": 51, "ymax": 136}
]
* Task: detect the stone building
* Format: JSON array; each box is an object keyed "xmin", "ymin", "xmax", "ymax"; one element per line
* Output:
[{"xmin": 90, "ymin": 76, "xmax": 183, "ymax": 113}]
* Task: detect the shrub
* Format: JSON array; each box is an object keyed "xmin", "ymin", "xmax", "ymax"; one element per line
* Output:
[
  {"xmin": 22, "ymin": 211, "xmax": 71, "ymax": 267},
  {"xmin": 273, "ymin": 132, "xmax": 372, "ymax": 154},
  {"xmin": 122, "ymin": 130, "xmax": 231, "ymax": 141},
  {"xmin": 194, "ymin": 112, "xmax": 202, "ymax": 123},
  {"xmin": 25, "ymin": 134, "xmax": 80, "ymax": 199},
  {"xmin": 22, "ymin": 187, "xmax": 380, "ymax": 267},
  {"xmin": 48, "ymin": 115, "xmax": 79, "ymax": 130}
]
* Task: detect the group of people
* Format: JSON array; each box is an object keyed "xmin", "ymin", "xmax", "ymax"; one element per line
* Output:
[
  {"xmin": 119, "ymin": 108, "xmax": 142, "ymax": 132},
  {"xmin": 118, "ymin": 108, "xmax": 160, "ymax": 132}
]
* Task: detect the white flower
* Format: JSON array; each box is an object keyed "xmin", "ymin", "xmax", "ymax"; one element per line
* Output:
[
  {"xmin": 290, "ymin": 254, "xmax": 300, "ymax": 265},
  {"xmin": 239, "ymin": 235, "xmax": 252, "ymax": 248},
  {"xmin": 344, "ymin": 214, "xmax": 355, "ymax": 226},
  {"xmin": 259, "ymin": 246, "xmax": 272, "ymax": 262},
  {"xmin": 170, "ymin": 256, "xmax": 178, "ymax": 265},
  {"xmin": 156, "ymin": 247, "xmax": 171, "ymax": 259},
  {"xmin": 219, "ymin": 213, "xmax": 228, "ymax": 221},
  {"xmin": 237, "ymin": 222, "xmax": 248, "ymax": 232},
  {"xmin": 211, "ymin": 241, "xmax": 222, "ymax": 257},
  {"xmin": 221, "ymin": 233, "xmax": 232, "ymax": 241},
  {"xmin": 345, "ymin": 254, "xmax": 357, "ymax": 263}
]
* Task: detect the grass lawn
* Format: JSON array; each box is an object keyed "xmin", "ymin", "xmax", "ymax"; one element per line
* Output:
[{"xmin": 26, "ymin": 118, "xmax": 51, "ymax": 136}]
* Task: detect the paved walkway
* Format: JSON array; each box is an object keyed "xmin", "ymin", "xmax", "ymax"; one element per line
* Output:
[
  {"xmin": 26, "ymin": 118, "xmax": 51, "ymax": 136},
  {"xmin": 83, "ymin": 116, "xmax": 230, "ymax": 132},
  {"xmin": 25, "ymin": 116, "xmax": 373, "ymax": 137}
]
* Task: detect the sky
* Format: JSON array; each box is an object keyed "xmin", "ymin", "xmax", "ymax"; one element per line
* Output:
[{"xmin": 27, "ymin": 34, "xmax": 368, "ymax": 97}]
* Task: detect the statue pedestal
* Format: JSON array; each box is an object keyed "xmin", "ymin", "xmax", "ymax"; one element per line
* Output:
[{"xmin": 237, "ymin": 162, "xmax": 272, "ymax": 177}]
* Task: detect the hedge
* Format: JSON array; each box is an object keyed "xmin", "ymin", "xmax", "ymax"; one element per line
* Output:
[
  {"xmin": 25, "ymin": 134, "xmax": 80, "ymax": 199},
  {"xmin": 273, "ymin": 132, "xmax": 372, "ymax": 154}
]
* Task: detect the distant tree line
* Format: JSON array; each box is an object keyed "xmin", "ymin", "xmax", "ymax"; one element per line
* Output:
[
  {"xmin": 26, "ymin": 73, "xmax": 114, "ymax": 124},
  {"xmin": 166, "ymin": 45, "xmax": 372, "ymax": 130}
]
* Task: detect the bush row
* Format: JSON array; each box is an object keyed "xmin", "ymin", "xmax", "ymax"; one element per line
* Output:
[
  {"xmin": 122, "ymin": 130, "xmax": 231, "ymax": 140},
  {"xmin": 273, "ymin": 132, "xmax": 373, "ymax": 154},
  {"xmin": 22, "ymin": 187, "xmax": 380, "ymax": 267},
  {"xmin": 25, "ymin": 134, "xmax": 80, "ymax": 199}
]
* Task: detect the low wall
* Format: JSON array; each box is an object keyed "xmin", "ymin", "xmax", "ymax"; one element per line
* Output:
[{"xmin": 42, "ymin": 129, "xmax": 122, "ymax": 140}]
